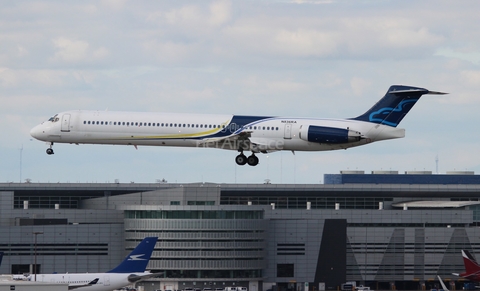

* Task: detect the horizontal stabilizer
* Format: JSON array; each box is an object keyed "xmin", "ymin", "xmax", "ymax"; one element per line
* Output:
[
  {"xmin": 388, "ymin": 89, "xmax": 448, "ymax": 95},
  {"xmin": 128, "ymin": 272, "xmax": 164, "ymax": 283}
]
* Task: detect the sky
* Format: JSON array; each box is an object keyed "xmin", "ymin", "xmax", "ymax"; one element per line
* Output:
[{"xmin": 1, "ymin": 0, "xmax": 480, "ymax": 184}]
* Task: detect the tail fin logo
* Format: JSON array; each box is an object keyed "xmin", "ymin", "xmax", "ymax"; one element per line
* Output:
[
  {"xmin": 368, "ymin": 99, "xmax": 418, "ymax": 127},
  {"xmin": 128, "ymin": 254, "xmax": 147, "ymax": 261}
]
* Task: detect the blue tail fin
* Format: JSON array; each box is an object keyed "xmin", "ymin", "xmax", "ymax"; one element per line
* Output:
[
  {"xmin": 353, "ymin": 85, "xmax": 446, "ymax": 127},
  {"xmin": 107, "ymin": 237, "xmax": 158, "ymax": 273}
]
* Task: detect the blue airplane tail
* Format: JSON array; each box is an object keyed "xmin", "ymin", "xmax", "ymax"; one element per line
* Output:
[
  {"xmin": 353, "ymin": 85, "xmax": 446, "ymax": 127},
  {"xmin": 107, "ymin": 237, "xmax": 158, "ymax": 273}
]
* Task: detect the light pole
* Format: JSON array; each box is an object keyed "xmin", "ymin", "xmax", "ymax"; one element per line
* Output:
[{"xmin": 33, "ymin": 231, "xmax": 43, "ymax": 281}]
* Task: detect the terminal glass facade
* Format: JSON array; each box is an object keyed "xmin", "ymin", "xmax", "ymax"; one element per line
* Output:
[{"xmin": 124, "ymin": 208, "xmax": 266, "ymax": 282}]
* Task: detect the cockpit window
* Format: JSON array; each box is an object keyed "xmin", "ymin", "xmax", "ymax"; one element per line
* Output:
[{"xmin": 48, "ymin": 114, "xmax": 59, "ymax": 122}]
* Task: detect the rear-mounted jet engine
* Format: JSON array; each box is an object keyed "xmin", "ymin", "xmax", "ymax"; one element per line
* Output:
[{"xmin": 299, "ymin": 125, "xmax": 361, "ymax": 144}]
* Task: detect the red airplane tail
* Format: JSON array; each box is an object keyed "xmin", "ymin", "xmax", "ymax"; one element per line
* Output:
[{"xmin": 458, "ymin": 250, "xmax": 480, "ymax": 280}]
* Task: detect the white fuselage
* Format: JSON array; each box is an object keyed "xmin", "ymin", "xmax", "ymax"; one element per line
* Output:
[
  {"xmin": 25, "ymin": 272, "xmax": 145, "ymax": 291},
  {"xmin": 30, "ymin": 110, "xmax": 405, "ymax": 152}
]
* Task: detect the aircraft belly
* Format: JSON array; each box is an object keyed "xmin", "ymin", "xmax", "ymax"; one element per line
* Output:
[
  {"xmin": 61, "ymin": 132, "xmax": 200, "ymax": 147},
  {"xmin": 283, "ymin": 139, "xmax": 368, "ymax": 151}
]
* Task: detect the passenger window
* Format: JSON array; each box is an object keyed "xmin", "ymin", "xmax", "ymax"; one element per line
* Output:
[
  {"xmin": 200, "ymin": 124, "xmax": 203, "ymax": 128},
  {"xmin": 262, "ymin": 127, "xmax": 265, "ymax": 130}
]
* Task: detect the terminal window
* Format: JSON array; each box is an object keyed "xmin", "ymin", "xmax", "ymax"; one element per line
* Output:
[{"xmin": 277, "ymin": 264, "xmax": 294, "ymax": 277}]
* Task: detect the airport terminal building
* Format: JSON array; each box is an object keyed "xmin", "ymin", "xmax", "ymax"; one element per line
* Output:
[{"xmin": 2, "ymin": 171, "xmax": 480, "ymax": 291}]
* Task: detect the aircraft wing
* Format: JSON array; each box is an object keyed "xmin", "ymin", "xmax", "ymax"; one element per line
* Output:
[
  {"xmin": 127, "ymin": 272, "xmax": 164, "ymax": 283},
  {"xmin": 199, "ymin": 131, "xmax": 252, "ymax": 144},
  {"xmin": 68, "ymin": 278, "xmax": 99, "ymax": 290},
  {"xmin": 199, "ymin": 132, "xmax": 281, "ymax": 153}
]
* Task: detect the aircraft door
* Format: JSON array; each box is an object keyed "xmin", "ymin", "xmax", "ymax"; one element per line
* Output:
[
  {"xmin": 284, "ymin": 124, "xmax": 292, "ymax": 139},
  {"xmin": 61, "ymin": 114, "xmax": 71, "ymax": 132},
  {"xmin": 103, "ymin": 275, "xmax": 110, "ymax": 286},
  {"xmin": 229, "ymin": 123, "xmax": 238, "ymax": 133}
]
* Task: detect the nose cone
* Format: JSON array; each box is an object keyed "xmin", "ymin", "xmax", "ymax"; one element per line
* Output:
[{"xmin": 30, "ymin": 124, "xmax": 45, "ymax": 141}]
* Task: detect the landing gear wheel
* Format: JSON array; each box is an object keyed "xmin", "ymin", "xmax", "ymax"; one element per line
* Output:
[
  {"xmin": 46, "ymin": 148, "xmax": 54, "ymax": 155},
  {"xmin": 247, "ymin": 155, "xmax": 259, "ymax": 166},
  {"xmin": 235, "ymin": 154, "xmax": 247, "ymax": 166}
]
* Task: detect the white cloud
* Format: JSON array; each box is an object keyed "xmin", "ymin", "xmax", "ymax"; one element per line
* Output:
[
  {"xmin": 101, "ymin": 0, "xmax": 127, "ymax": 10},
  {"xmin": 164, "ymin": 5, "xmax": 201, "ymax": 26},
  {"xmin": 0, "ymin": 67, "xmax": 18, "ymax": 86},
  {"xmin": 51, "ymin": 38, "xmax": 110, "ymax": 64},
  {"xmin": 273, "ymin": 29, "xmax": 337, "ymax": 57},
  {"xmin": 17, "ymin": 45, "xmax": 28, "ymax": 57},
  {"xmin": 93, "ymin": 47, "xmax": 110, "ymax": 59},
  {"xmin": 52, "ymin": 38, "xmax": 90, "ymax": 63},
  {"xmin": 461, "ymin": 70, "xmax": 480, "ymax": 85},
  {"xmin": 208, "ymin": 1, "xmax": 231, "ymax": 26},
  {"xmin": 350, "ymin": 78, "xmax": 372, "ymax": 97},
  {"xmin": 142, "ymin": 40, "xmax": 194, "ymax": 63}
]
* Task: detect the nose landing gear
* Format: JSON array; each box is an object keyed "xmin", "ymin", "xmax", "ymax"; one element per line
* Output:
[{"xmin": 46, "ymin": 143, "xmax": 54, "ymax": 155}]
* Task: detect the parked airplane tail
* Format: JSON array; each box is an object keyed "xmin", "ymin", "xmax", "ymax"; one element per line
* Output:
[
  {"xmin": 107, "ymin": 237, "xmax": 158, "ymax": 273},
  {"xmin": 438, "ymin": 276, "xmax": 449, "ymax": 291},
  {"xmin": 353, "ymin": 85, "xmax": 447, "ymax": 127},
  {"xmin": 458, "ymin": 249, "xmax": 480, "ymax": 279}
]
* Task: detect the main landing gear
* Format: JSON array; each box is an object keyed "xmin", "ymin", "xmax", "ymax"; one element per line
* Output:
[
  {"xmin": 235, "ymin": 152, "xmax": 259, "ymax": 166},
  {"xmin": 46, "ymin": 142, "xmax": 54, "ymax": 155}
]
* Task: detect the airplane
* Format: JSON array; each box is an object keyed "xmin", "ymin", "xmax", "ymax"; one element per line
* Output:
[
  {"xmin": 30, "ymin": 85, "xmax": 446, "ymax": 166},
  {"xmin": 16, "ymin": 237, "xmax": 159, "ymax": 291},
  {"xmin": 453, "ymin": 249, "xmax": 480, "ymax": 282}
]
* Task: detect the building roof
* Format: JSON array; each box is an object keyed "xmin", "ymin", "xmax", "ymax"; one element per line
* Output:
[{"xmin": 392, "ymin": 200, "xmax": 480, "ymax": 208}]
